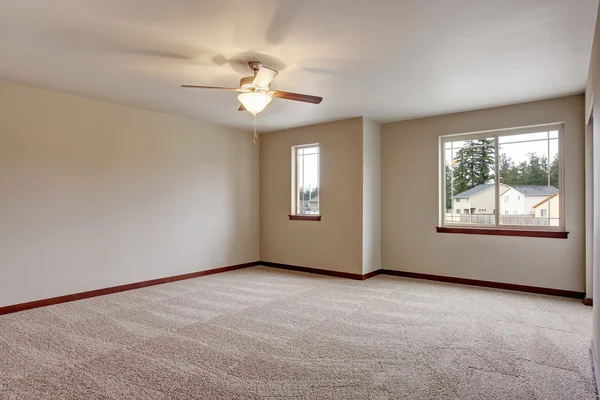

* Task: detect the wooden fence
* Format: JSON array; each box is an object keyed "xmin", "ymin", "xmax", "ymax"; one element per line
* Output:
[{"xmin": 444, "ymin": 214, "xmax": 559, "ymax": 227}]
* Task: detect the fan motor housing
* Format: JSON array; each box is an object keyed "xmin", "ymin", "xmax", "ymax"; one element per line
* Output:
[{"xmin": 240, "ymin": 76, "xmax": 254, "ymax": 89}]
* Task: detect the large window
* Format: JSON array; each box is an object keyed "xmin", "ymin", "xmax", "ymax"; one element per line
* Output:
[
  {"xmin": 292, "ymin": 144, "xmax": 320, "ymax": 216},
  {"xmin": 441, "ymin": 124, "xmax": 563, "ymax": 230}
]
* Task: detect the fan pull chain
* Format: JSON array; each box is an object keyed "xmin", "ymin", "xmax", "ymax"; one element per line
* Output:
[{"xmin": 253, "ymin": 115, "xmax": 257, "ymax": 145}]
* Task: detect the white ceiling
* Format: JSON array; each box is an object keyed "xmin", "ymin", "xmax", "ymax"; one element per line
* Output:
[{"xmin": 0, "ymin": 0, "xmax": 597, "ymax": 132}]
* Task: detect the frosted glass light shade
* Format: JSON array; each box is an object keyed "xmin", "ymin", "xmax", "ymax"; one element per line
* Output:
[{"xmin": 238, "ymin": 92, "xmax": 272, "ymax": 115}]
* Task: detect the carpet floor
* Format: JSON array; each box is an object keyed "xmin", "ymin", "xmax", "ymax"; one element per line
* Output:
[{"xmin": 0, "ymin": 266, "xmax": 596, "ymax": 399}]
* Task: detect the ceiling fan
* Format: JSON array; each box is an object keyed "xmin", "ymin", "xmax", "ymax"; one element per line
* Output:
[{"xmin": 181, "ymin": 61, "xmax": 323, "ymax": 115}]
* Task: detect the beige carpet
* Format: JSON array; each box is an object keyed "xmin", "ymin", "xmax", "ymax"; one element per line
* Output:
[{"xmin": 0, "ymin": 266, "xmax": 596, "ymax": 399}]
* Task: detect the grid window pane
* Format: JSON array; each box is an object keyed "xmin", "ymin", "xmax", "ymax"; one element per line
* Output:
[
  {"xmin": 442, "ymin": 126, "xmax": 562, "ymax": 230},
  {"xmin": 294, "ymin": 145, "xmax": 319, "ymax": 215},
  {"xmin": 444, "ymin": 137, "xmax": 496, "ymax": 226},
  {"xmin": 499, "ymin": 131, "xmax": 558, "ymax": 227}
]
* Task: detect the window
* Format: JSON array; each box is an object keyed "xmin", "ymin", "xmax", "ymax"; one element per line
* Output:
[
  {"xmin": 441, "ymin": 124, "xmax": 563, "ymax": 231},
  {"xmin": 292, "ymin": 144, "xmax": 320, "ymax": 217}
]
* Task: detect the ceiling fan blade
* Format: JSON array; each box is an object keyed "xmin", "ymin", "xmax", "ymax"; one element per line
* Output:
[
  {"xmin": 238, "ymin": 104, "xmax": 247, "ymax": 111},
  {"xmin": 253, "ymin": 67, "xmax": 278, "ymax": 87},
  {"xmin": 271, "ymin": 91, "xmax": 323, "ymax": 104},
  {"xmin": 181, "ymin": 85, "xmax": 240, "ymax": 90}
]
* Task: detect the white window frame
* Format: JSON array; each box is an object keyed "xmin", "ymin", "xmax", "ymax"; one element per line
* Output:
[
  {"xmin": 439, "ymin": 123, "xmax": 565, "ymax": 231},
  {"xmin": 291, "ymin": 144, "xmax": 320, "ymax": 216}
]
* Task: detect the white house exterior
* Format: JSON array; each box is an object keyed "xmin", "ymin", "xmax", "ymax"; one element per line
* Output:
[
  {"xmin": 453, "ymin": 184, "xmax": 558, "ymax": 216},
  {"xmin": 500, "ymin": 185, "xmax": 559, "ymax": 216},
  {"xmin": 533, "ymin": 193, "xmax": 559, "ymax": 220},
  {"xmin": 452, "ymin": 183, "xmax": 511, "ymax": 215}
]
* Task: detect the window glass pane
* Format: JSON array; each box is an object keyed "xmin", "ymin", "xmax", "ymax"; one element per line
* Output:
[
  {"xmin": 498, "ymin": 131, "xmax": 549, "ymax": 144},
  {"xmin": 498, "ymin": 131, "xmax": 557, "ymax": 227},
  {"xmin": 296, "ymin": 151, "xmax": 304, "ymax": 214},
  {"xmin": 548, "ymin": 138, "xmax": 559, "ymax": 226},
  {"xmin": 444, "ymin": 137, "xmax": 496, "ymax": 226},
  {"xmin": 302, "ymin": 147, "xmax": 319, "ymax": 155},
  {"xmin": 294, "ymin": 145, "xmax": 319, "ymax": 215}
]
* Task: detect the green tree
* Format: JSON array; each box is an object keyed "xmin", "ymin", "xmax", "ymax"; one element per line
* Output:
[
  {"xmin": 499, "ymin": 151, "xmax": 558, "ymax": 188},
  {"xmin": 518, "ymin": 152, "xmax": 548, "ymax": 186},
  {"xmin": 445, "ymin": 164, "xmax": 453, "ymax": 210},
  {"xmin": 550, "ymin": 154, "xmax": 559, "ymax": 188},
  {"xmin": 499, "ymin": 153, "xmax": 520, "ymax": 185},
  {"xmin": 452, "ymin": 139, "xmax": 495, "ymax": 194}
]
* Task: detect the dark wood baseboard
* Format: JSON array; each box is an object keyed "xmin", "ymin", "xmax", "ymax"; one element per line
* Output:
[
  {"xmin": 260, "ymin": 261, "xmax": 372, "ymax": 280},
  {"xmin": 585, "ymin": 298, "xmax": 594, "ymax": 306},
  {"xmin": 1, "ymin": 261, "xmax": 585, "ymax": 316},
  {"xmin": 362, "ymin": 270, "xmax": 380, "ymax": 280},
  {"xmin": 0, "ymin": 261, "xmax": 260, "ymax": 316},
  {"xmin": 380, "ymin": 269, "xmax": 585, "ymax": 299}
]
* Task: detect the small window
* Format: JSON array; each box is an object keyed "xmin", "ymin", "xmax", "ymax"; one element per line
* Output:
[
  {"xmin": 292, "ymin": 144, "xmax": 320, "ymax": 216},
  {"xmin": 441, "ymin": 124, "xmax": 563, "ymax": 231}
]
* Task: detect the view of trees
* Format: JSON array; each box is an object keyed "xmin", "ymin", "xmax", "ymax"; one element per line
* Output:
[
  {"xmin": 298, "ymin": 186, "xmax": 318, "ymax": 201},
  {"xmin": 451, "ymin": 139, "xmax": 495, "ymax": 196},
  {"xmin": 499, "ymin": 152, "xmax": 559, "ymax": 188},
  {"xmin": 446, "ymin": 139, "xmax": 558, "ymax": 209}
]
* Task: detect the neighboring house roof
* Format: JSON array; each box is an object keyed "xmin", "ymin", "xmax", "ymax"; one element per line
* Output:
[
  {"xmin": 510, "ymin": 185, "xmax": 558, "ymax": 196},
  {"xmin": 532, "ymin": 193, "xmax": 558, "ymax": 208},
  {"xmin": 453, "ymin": 183, "xmax": 495, "ymax": 199},
  {"xmin": 453, "ymin": 184, "xmax": 558, "ymax": 199}
]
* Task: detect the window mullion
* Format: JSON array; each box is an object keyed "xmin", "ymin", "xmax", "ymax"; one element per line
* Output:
[
  {"xmin": 547, "ymin": 131, "xmax": 551, "ymax": 227},
  {"xmin": 494, "ymin": 135, "xmax": 500, "ymax": 227}
]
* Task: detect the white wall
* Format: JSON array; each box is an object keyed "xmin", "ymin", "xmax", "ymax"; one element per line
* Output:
[
  {"xmin": 0, "ymin": 80, "xmax": 259, "ymax": 307},
  {"xmin": 362, "ymin": 118, "xmax": 381, "ymax": 274},
  {"xmin": 382, "ymin": 95, "xmax": 585, "ymax": 292},
  {"xmin": 586, "ymin": 122, "xmax": 594, "ymax": 299},
  {"xmin": 586, "ymin": 3, "xmax": 600, "ymax": 357}
]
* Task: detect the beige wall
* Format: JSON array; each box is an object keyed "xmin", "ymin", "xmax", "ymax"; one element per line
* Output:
[
  {"xmin": 382, "ymin": 95, "xmax": 586, "ymax": 292},
  {"xmin": 0, "ymin": 80, "xmax": 259, "ymax": 307},
  {"xmin": 260, "ymin": 118, "xmax": 364, "ymax": 274}
]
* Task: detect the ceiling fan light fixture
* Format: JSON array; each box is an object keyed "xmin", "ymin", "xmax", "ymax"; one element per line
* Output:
[{"xmin": 237, "ymin": 92, "xmax": 272, "ymax": 115}]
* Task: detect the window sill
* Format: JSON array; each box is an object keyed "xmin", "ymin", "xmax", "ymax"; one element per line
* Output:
[
  {"xmin": 436, "ymin": 226, "xmax": 568, "ymax": 239},
  {"xmin": 289, "ymin": 215, "xmax": 321, "ymax": 221}
]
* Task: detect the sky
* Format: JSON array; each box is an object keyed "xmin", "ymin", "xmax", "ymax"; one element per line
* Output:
[{"xmin": 297, "ymin": 146, "xmax": 319, "ymax": 193}]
